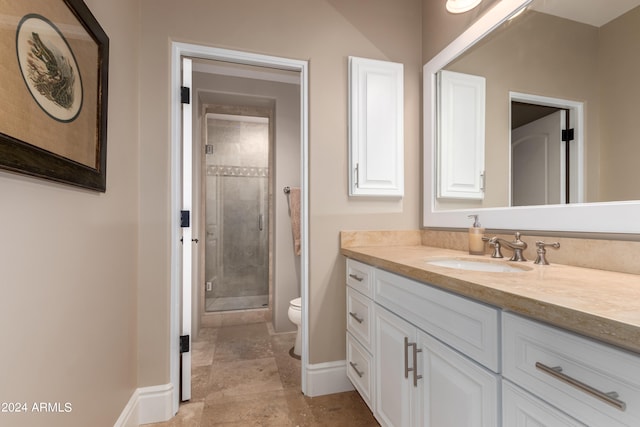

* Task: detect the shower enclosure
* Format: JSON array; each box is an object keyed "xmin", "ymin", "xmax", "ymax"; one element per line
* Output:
[{"xmin": 204, "ymin": 113, "xmax": 269, "ymax": 312}]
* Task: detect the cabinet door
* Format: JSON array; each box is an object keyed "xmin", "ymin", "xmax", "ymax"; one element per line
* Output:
[
  {"xmin": 348, "ymin": 56, "xmax": 404, "ymax": 197},
  {"xmin": 374, "ymin": 305, "xmax": 416, "ymax": 427},
  {"xmin": 437, "ymin": 69, "xmax": 485, "ymax": 200},
  {"xmin": 416, "ymin": 330, "xmax": 499, "ymax": 427}
]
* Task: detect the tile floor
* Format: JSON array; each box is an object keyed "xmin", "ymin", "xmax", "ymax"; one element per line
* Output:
[{"xmin": 146, "ymin": 320, "xmax": 379, "ymax": 426}]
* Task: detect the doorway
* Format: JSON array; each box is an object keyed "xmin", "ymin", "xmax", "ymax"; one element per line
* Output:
[
  {"xmin": 170, "ymin": 42, "xmax": 309, "ymax": 412},
  {"xmin": 509, "ymin": 92, "xmax": 584, "ymax": 206},
  {"xmin": 204, "ymin": 113, "xmax": 270, "ymax": 312}
]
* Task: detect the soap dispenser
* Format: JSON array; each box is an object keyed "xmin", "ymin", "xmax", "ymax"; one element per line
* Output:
[{"xmin": 467, "ymin": 215, "xmax": 485, "ymax": 255}]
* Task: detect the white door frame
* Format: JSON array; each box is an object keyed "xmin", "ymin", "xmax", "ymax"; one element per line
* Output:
[{"xmin": 170, "ymin": 42, "xmax": 309, "ymax": 414}]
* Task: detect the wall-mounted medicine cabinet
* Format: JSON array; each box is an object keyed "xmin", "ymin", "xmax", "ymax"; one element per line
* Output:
[{"xmin": 348, "ymin": 56, "xmax": 404, "ymax": 197}]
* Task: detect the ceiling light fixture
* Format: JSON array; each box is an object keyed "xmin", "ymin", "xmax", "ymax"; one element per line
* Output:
[{"xmin": 446, "ymin": 0, "xmax": 482, "ymax": 14}]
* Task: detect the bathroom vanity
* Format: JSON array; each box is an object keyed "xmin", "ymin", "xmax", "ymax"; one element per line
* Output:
[
  {"xmin": 342, "ymin": 244, "xmax": 640, "ymax": 427},
  {"xmin": 342, "ymin": 0, "xmax": 640, "ymax": 424}
]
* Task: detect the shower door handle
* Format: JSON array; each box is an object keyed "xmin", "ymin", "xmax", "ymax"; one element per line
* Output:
[{"xmin": 258, "ymin": 214, "xmax": 264, "ymax": 231}]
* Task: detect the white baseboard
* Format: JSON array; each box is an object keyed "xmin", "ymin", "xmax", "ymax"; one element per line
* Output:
[
  {"xmin": 304, "ymin": 360, "xmax": 355, "ymax": 397},
  {"xmin": 115, "ymin": 383, "xmax": 176, "ymax": 426},
  {"xmin": 113, "ymin": 390, "xmax": 139, "ymax": 427},
  {"xmin": 116, "ymin": 363, "xmax": 351, "ymax": 425}
]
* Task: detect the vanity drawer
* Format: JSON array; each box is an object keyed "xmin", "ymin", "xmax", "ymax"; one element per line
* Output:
[
  {"xmin": 347, "ymin": 331, "xmax": 374, "ymax": 411},
  {"xmin": 346, "ymin": 258, "xmax": 373, "ymax": 297},
  {"xmin": 503, "ymin": 312, "xmax": 640, "ymax": 427},
  {"xmin": 374, "ymin": 268, "xmax": 499, "ymax": 372},
  {"xmin": 347, "ymin": 286, "xmax": 373, "ymax": 350},
  {"xmin": 503, "ymin": 380, "xmax": 586, "ymax": 427}
]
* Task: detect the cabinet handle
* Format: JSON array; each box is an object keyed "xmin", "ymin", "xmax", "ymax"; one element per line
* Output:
[
  {"xmin": 355, "ymin": 163, "xmax": 359, "ymax": 188},
  {"xmin": 349, "ymin": 273, "xmax": 364, "ymax": 282},
  {"xmin": 412, "ymin": 343, "xmax": 423, "ymax": 387},
  {"xmin": 535, "ymin": 362, "xmax": 626, "ymax": 411},
  {"xmin": 404, "ymin": 337, "xmax": 411, "ymax": 379},
  {"xmin": 349, "ymin": 361, "xmax": 364, "ymax": 378},
  {"xmin": 349, "ymin": 312, "xmax": 364, "ymax": 324},
  {"xmin": 404, "ymin": 337, "xmax": 421, "ymax": 385}
]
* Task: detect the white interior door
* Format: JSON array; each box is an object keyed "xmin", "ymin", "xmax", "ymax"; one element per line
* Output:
[
  {"xmin": 511, "ymin": 110, "xmax": 565, "ymax": 206},
  {"xmin": 181, "ymin": 57, "xmax": 193, "ymax": 401}
]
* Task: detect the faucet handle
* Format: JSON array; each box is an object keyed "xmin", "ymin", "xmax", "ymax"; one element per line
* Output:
[
  {"xmin": 534, "ymin": 241, "xmax": 560, "ymax": 265},
  {"xmin": 486, "ymin": 236, "xmax": 504, "ymax": 259}
]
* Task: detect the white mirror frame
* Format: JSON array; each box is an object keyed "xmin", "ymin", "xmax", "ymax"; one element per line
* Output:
[{"xmin": 423, "ymin": 0, "xmax": 640, "ymax": 234}]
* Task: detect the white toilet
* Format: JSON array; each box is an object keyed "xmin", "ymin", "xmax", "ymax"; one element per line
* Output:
[{"xmin": 287, "ymin": 297, "xmax": 302, "ymax": 357}]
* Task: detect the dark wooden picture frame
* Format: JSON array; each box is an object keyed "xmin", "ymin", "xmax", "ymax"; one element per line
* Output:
[{"xmin": 0, "ymin": 0, "xmax": 109, "ymax": 192}]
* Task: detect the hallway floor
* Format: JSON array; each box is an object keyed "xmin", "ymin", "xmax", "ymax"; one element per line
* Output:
[{"xmin": 146, "ymin": 319, "xmax": 379, "ymax": 426}]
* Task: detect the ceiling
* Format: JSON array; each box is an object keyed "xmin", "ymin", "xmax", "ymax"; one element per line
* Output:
[{"xmin": 531, "ymin": 0, "xmax": 640, "ymax": 27}]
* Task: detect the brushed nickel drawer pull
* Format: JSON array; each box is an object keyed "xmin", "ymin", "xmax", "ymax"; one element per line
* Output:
[
  {"xmin": 404, "ymin": 337, "xmax": 410, "ymax": 379},
  {"xmin": 411, "ymin": 343, "xmax": 423, "ymax": 387},
  {"xmin": 535, "ymin": 362, "xmax": 626, "ymax": 411},
  {"xmin": 349, "ymin": 273, "xmax": 364, "ymax": 282},
  {"xmin": 349, "ymin": 312, "xmax": 364, "ymax": 324},
  {"xmin": 349, "ymin": 361, "xmax": 364, "ymax": 378}
]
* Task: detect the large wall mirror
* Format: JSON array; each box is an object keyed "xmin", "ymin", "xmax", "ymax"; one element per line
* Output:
[{"xmin": 423, "ymin": 0, "xmax": 640, "ymax": 233}]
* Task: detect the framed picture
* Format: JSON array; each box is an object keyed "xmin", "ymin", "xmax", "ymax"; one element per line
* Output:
[{"xmin": 0, "ymin": 0, "xmax": 109, "ymax": 192}]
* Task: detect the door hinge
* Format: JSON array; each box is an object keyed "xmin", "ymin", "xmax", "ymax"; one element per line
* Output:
[
  {"xmin": 180, "ymin": 210, "xmax": 190, "ymax": 228},
  {"xmin": 562, "ymin": 128, "xmax": 574, "ymax": 142},
  {"xmin": 181, "ymin": 86, "xmax": 190, "ymax": 104},
  {"xmin": 354, "ymin": 163, "xmax": 359, "ymax": 188},
  {"xmin": 180, "ymin": 335, "xmax": 190, "ymax": 353}
]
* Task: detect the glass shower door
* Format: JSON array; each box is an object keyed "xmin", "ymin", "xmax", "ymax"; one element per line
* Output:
[{"xmin": 205, "ymin": 114, "xmax": 269, "ymax": 312}]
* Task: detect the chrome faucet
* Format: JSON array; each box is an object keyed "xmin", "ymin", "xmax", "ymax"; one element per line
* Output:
[{"xmin": 487, "ymin": 232, "xmax": 528, "ymax": 261}]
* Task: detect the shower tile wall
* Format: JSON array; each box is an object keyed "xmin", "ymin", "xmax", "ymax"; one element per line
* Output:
[{"xmin": 206, "ymin": 118, "xmax": 269, "ymax": 311}]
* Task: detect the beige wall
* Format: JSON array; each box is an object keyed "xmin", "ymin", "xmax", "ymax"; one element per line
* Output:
[
  {"xmin": 0, "ymin": 0, "xmax": 139, "ymax": 425},
  {"xmin": 599, "ymin": 6, "xmax": 640, "ymax": 202},
  {"xmin": 137, "ymin": 0, "xmax": 422, "ymax": 381}
]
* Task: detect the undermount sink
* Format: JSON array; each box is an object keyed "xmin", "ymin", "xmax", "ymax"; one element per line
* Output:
[{"xmin": 425, "ymin": 257, "xmax": 529, "ymax": 273}]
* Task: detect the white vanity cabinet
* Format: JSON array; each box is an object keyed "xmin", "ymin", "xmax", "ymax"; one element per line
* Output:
[
  {"xmin": 374, "ymin": 305, "xmax": 499, "ymax": 427},
  {"xmin": 346, "ymin": 258, "xmax": 500, "ymax": 427},
  {"xmin": 348, "ymin": 56, "xmax": 404, "ymax": 197},
  {"xmin": 503, "ymin": 312, "xmax": 640, "ymax": 427},
  {"xmin": 345, "ymin": 252, "xmax": 640, "ymax": 427}
]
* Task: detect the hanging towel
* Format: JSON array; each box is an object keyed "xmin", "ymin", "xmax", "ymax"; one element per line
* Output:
[{"xmin": 289, "ymin": 187, "xmax": 301, "ymax": 256}]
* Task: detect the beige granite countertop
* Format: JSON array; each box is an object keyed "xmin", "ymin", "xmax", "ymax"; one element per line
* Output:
[{"xmin": 341, "ymin": 244, "xmax": 640, "ymax": 355}]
